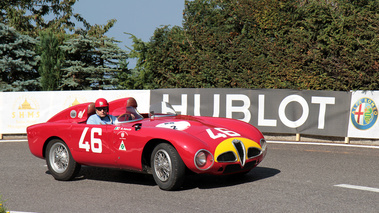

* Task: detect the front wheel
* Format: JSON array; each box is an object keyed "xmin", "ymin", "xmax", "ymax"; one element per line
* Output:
[
  {"xmin": 46, "ymin": 139, "xmax": 81, "ymax": 181},
  {"xmin": 151, "ymin": 143, "xmax": 185, "ymax": 190}
]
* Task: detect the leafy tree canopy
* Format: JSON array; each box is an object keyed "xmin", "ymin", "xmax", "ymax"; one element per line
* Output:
[
  {"xmin": 1, "ymin": 0, "xmax": 81, "ymax": 36},
  {"xmin": 130, "ymin": 0, "xmax": 379, "ymax": 91}
]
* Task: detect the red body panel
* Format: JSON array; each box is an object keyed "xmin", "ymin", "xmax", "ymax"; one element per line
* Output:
[{"xmin": 27, "ymin": 98, "xmax": 266, "ymax": 175}]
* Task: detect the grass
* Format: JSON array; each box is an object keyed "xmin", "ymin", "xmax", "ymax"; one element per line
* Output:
[{"xmin": 0, "ymin": 194, "xmax": 8, "ymax": 213}]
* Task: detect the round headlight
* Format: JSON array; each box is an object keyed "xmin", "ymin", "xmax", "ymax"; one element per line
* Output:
[
  {"xmin": 195, "ymin": 151, "xmax": 207, "ymax": 167},
  {"xmin": 194, "ymin": 150, "xmax": 214, "ymax": 170}
]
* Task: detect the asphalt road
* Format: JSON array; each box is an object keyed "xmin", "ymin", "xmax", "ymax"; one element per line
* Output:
[{"xmin": 0, "ymin": 141, "xmax": 378, "ymax": 213}]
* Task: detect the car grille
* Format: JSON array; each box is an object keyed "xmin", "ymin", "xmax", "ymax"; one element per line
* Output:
[
  {"xmin": 217, "ymin": 151, "xmax": 236, "ymax": 162},
  {"xmin": 216, "ymin": 140, "xmax": 262, "ymax": 164},
  {"xmin": 247, "ymin": 147, "xmax": 262, "ymax": 158}
]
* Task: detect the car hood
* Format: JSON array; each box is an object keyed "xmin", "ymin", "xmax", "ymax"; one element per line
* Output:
[{"xmin": 144, "ymin": 115, "xmax": 264, "ymax": 148}]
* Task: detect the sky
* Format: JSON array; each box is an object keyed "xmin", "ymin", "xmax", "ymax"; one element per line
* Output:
[{"xmin": 73, "ymin": 0, "xmax": 186, "ymax": 67}]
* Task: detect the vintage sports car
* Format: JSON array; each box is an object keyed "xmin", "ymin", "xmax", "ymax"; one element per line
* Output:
[{"xmin": 27, "ymin": 97, "xmax": 267, "ymax": 190}]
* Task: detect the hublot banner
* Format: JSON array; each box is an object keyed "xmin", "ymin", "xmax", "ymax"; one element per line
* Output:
[{"xmin": 151, "ymin": 88, "xmax": 351, "ymax": 137}]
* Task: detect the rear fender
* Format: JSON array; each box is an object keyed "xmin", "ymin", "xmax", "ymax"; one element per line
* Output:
[{"xmin": 27, "ymin": 123, "xmax": 72, "ymax": 159}]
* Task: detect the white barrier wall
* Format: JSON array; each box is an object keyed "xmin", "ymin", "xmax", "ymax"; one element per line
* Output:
[
  {"xmin": 0, "ymin": 90, "xmax": 150, "ymax": 134},
  {"xmin": 1, "ymin": 89, "xmax": 379, "ymax": 140}
]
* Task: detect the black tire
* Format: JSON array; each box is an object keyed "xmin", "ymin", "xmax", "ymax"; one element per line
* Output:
[
  {"xmin": 46, "ymin": 139, "xmax": 81, "ymax": 181},
  {"xmin": 151, "ymin": 143, "xmax": 185, "ymax": 190}
]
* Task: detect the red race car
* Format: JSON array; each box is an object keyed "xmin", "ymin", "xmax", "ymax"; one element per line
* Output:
[{"xmin": 27, "ymin": 97, "xmax": 267, "ymax": 190}]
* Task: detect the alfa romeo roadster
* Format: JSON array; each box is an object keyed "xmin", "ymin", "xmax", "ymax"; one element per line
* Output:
[{"xmin": 27, "ymin": 97, "xmax": 267, "ymax": 190}]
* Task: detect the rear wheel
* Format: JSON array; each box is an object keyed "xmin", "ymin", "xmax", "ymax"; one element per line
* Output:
[
  {"xmin": 46, "ymin": 139, "xmax": 81, "ymax": 181},
  {"xmin": 151, "ymin": 143, "xmax": 185, "ymax": 190}
]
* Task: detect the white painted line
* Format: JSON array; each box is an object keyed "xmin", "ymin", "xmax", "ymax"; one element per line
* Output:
[
  {"xmin": 334, "ymin": 184, "xmax": 379, "ymax": 193},
  {"xmin": 10, "ymin": 211, "xmax": 37, "ymax": 213},
  {"xmin": 0, "ymin": 139, "xmax": 28, "ymax": 143},
  {"xmin": 10, "ymin": 211, "xmax": 38, "ymax": 213},
  {"xmin": 268, "ymin": 141, "xmax": 379, "ymax": 149}
]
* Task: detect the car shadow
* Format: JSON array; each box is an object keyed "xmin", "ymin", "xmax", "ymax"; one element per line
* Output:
[
  {"xmin": 45, "ymin": 166, "xmax": 280, "ymax": 190},
  {"xmin": 180, "ymin": 166, "xmax": 281, "ymax": 190},
  {"xmin": 46, "ymin": 166, "xmax": 156, "ymax": 186}
]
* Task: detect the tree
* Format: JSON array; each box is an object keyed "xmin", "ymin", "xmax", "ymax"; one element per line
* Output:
[
  {"xmin": 0, "ymin": 23, "xmax": 39, "ymax": 91},
  {"xmin": 271, "ymin": 0, "xmax": 379, "ymax": 90},
  {"xmin": 129, "ymin": 0, "xmax": 379, "ymax": 91},
  {"xmin": 0, "ymin": 0, "xmax": 86, "ymax": 36},
  {"xmin": 127, "ymin": 31, "xmax": 177, "ymax": 89},
  {"xmin": 60, "ymin": 34, "xmax": 128, "ymax": 90},
  {"xmin": 1, "ymin": 0, "xmax": 129, "ymax": 91},
  {"xmin": 38, "ymin": 29, "xmax": 65, "ymax": 90},
  {"xmin": 131, "ymin": 0, "xmax": 286, "ymax": 89}
]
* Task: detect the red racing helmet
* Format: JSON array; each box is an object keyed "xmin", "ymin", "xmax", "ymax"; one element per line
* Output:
[{"xmin": 95, "ymin": 98, "xmax": 109, "ymax": 108}]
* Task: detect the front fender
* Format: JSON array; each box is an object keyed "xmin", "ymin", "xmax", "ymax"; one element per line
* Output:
[{"xmin": 138, "ymin": 127, "xmax": 211, "ymax": 172}]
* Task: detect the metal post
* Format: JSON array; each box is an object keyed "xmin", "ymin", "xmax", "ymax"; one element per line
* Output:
[
  {"xmin": 296, "ymin": 133, "xmax": 301, "ymax": 142},
  {"xmin": 344, "ymin": 137, "xmax": 350, "ymax": 144}
]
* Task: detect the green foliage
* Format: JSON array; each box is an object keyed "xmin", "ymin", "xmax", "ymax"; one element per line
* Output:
[
  {"xmin": 0, "ymin": 193, "xmax": 7, "ymax": 213},
  {"xmin": 130, "ymin": 0, "xmax": 379, "ymax": 91},
  {"xmin": 38, "ymin": 30, "xmax": 65, "ymax": 90},
  {"xmin": 116, "ymin": 58, "xmax": 135, "ymax": 89},
  {"xmin": 60, "ymin": 35, "xmax": 128, "ymax": 90},
  {"xmin": 2, "ymin": 0, "xmax": 379, "ymax": 91},
  {"xmin": 275, "ymin": 0, "xmax": 379, "ymax": 90},
  {"xmin": 0, "ymin": 0, "xmax": 84, "ymax": 36},
  {"xmin": 0, "ymin": 23, "xmax": 40, "ymax": 91},
  {"xmin": 0, "ymin": 0, "xmax": 130, "ymax": 91}
]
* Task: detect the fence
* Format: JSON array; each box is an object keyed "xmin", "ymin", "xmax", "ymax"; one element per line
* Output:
[{"xmin": 1, "ymin": 89, "xmax": 378, "ymax": 143}]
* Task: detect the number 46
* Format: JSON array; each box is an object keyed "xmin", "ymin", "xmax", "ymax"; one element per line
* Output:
[
  {"xmin": 206, "ymin": 128, "xmax": 240, "ymax": 139},
  {"xmin": 79, "ymin": 127, "xmax": 103, "ymax": 153}
]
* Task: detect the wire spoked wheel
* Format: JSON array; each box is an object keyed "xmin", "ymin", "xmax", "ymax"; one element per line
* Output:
[
  {"xmin": 151, "ymin": 143, "xmax": 185, "ymax": 190},
  {"xmin": 49, "ymin": 142, "xmax": 69, "ymax": 173},
  {"xmin": 153, "ymin": 149, "xmax": 172, "ymax": 182},
  {"xmin": 46, "ymin": 139, "xmax": 81, "ymax": 181}
]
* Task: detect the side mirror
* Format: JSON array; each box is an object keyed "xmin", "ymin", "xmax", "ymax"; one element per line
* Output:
[{"xmin": 149, "ymin": 111, "xmax": 155, "ymax": 120}]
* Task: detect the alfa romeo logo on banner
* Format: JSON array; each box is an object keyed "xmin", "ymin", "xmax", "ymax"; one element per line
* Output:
[{"xmin": 351, "ymin": 98, "xmax": 378, "ymax": 130}]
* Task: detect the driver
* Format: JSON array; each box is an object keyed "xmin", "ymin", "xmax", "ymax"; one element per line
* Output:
[{"xmin": 87, "ymin": 98, "xmax": 117, "ymax": 125}]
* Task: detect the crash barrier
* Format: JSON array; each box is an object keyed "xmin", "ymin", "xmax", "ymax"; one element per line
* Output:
[
  {"xmin": 0, "ymin": 90, "xmax": 150, "ymax": 137},
  {"xmin": 0, "ymin": 89, "xmax": 378, "ymax": 142}
]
